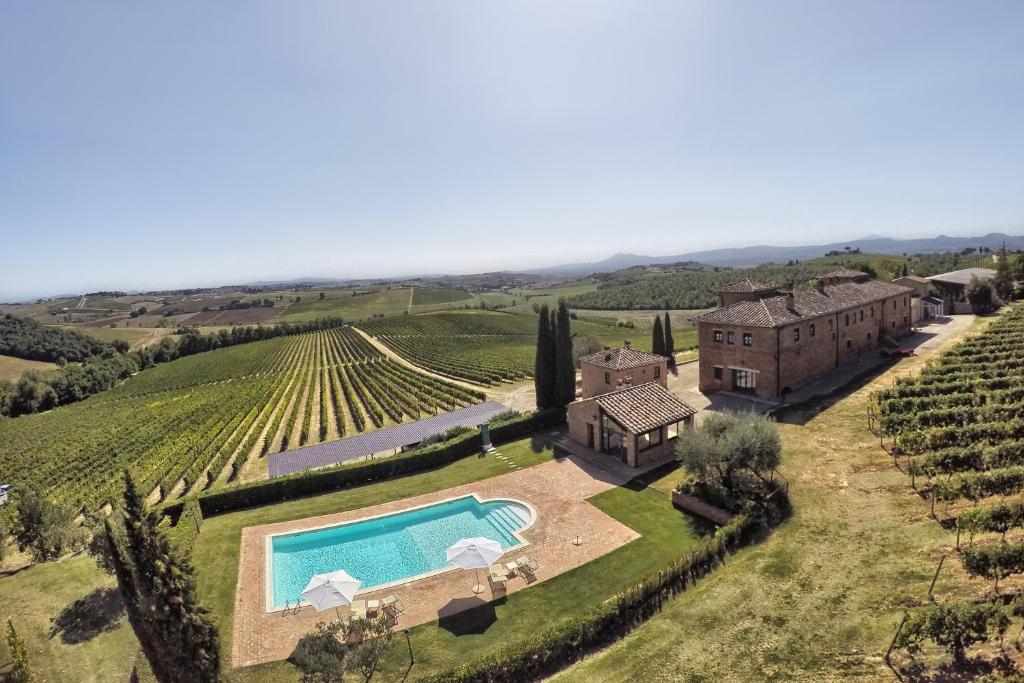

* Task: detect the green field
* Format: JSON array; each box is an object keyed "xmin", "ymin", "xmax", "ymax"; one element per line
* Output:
[
  {"xmin": 410, "ymin": 286, "xmax": 474, "ymax": 306},
  {"xmin": 0, "ymin": 327, "xmax": 481, "ymax": 510},
  {"xmin": 58, "ymin": 325, "xmax": 175, "ymax": 350},
  {"xmin": 0, "ymin": 354, "xmax": 57, "ymax": 382},
  {"xmin": 185, "ymin": 435, "xmax": 705, "ymax": 680}
]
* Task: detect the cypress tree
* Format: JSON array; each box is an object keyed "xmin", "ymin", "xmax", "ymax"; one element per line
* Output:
[
  {"xmin": 663, "ymin": 312, "xmax": 675, "ymax": 365},
  {"xmin": 652, "ymin": 316, "xmax": 665, "ymax": 357},
  {"xmin": 534, "ymin": 305, "xmax": 555, "ymax": 410},
  {"xmin": 554, "ymin": 302, "xmax": 575, "ymax": 409},
  {"xmin": 118, "ymin": 472, "xmax": 220, "ymax": 683}
]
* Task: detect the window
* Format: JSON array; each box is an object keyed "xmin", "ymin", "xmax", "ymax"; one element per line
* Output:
[
  {"xmin": 637, "ymin": 428, "xmax": 663, "ymax": 452},
  {"xmin": 870, "ymin": 307, "xmax": 874, "ymax": 319},
  {"xmin": 847, "ymin": 339, "xmax": 852, "ymax": 349},
  {"xmin": 654, "ymin": 366, "xmax": 661, "ymax": 379},
  {"xmin": 793, "ymin": 327, "xmax": 800, "ymax": 342},
  {"xmin": 859, "ymin": 310, "xmax": 864, "ymax": 322},
  {"xmin": 713, "ymin": 366, "xmax": 723, "ymax": 380},
  {"xmin": 810, "ymin": 323, "xmax": 816, "ymax": 337},
  {"xmin": 845, "ymin": 313, "xmax": 850, "ymax": 326},
  {"xmin": 891, "ymin": 320, "xmax": 895, "ymax": 328},
  {"xmin": 727, "ymin": 331, "xmax": 735, "ymax": 345},
  {"xmin": 604, "ymin": 371, "xmax": 610, "ymax": 385},
  {"xmin": 904, "ymin": 316, "xmax": 908, "ymax": 325},
  {"xmin": 867, "ymin": 332, "xmax": 872, "ymax": 340},
  {"xmin": 828, "ymin": 319, "xmax": 834, "ymax": 330},
  {"xmin": 893, "ymin": 300, "xmax": 896, "ymax": 310},
  {"xmin": 732, "ymin": 368, "xmax": 756, "ymax": 390},
  {"xmin": 713, "ymin": 330, "xmax": 723, "ymax": 343},
  {"xmin": 742, "ymin": 333, "xmax": 752, "ymax": 346},
  {"xmin": 905, "ymin": 297, "xmax": 908, "ymax": 306}
]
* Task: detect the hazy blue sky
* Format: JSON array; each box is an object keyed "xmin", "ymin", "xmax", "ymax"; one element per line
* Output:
[{"xmin": 2, "ymin": 1, "xmax": 1023, "ymax": 299}]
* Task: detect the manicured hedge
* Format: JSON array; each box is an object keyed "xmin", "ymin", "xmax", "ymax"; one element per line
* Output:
[
  {"xmin": 166, "ymin": 497, "xmax": 204, "ymax": 552},
  {"xmin": 420, "ymin": 492, "xmax": 791, "ymax": 683},
  {"xmin": 162, "ymin": 410, "xmax": 564, "ymax": 518}
]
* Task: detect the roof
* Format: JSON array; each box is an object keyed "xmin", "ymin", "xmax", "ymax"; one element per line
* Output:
[
  {"xmin": 816, "ymin": 268, "xmax": 870, "ymax": 280},
  {"xmin": 693, "ymin": 279, "xmax": 913, "ymax": 328},
  {"xmin": 714, "ymin": 278, "xmax": 780, "ymax": 293},
  {"xmin": 927, "ymin": 268, "xmax": 997, "ymax": 286},
  {"xmin": 268, "ymin": 401, "xmax": 508, "ymax": 477},
  {"xmin": 894, "ymin": 275, "xmax": 931, "ymax": 284},
  {"xmin": 580, "ymin": 346, "xmax": 665, "ymax": 371},
  {"xmin": 922, "ymin": 296, "xmax": 944, "ymax": 306},
  {"xmin": 594, "ymin": 382, "xmax": 696, "ymax": 433}
]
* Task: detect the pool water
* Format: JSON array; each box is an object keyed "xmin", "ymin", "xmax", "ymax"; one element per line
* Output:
[{"xmin": 270, "ymin": 496, "xmax": 532, "ymax": 609}]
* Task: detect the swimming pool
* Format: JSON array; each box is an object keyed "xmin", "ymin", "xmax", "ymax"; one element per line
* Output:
[{"xmin": 268, "ymin": 495, "xmax": 533, "ymax": 609}]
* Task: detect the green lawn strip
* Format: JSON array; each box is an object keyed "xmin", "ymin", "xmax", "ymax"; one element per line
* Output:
[
  {"xmin": 553, "ymin": 365, "xmax": 982, "ymax": 682},
  {"xmin": 192, "ymin": 435, "xmax": 557, "ymax": 672},
  {"xmin": 223, "ymin": 462, "xmax": 708, "ymax": 681},
  {"xmin": 0, "ymin": 556, "xmax": 141, "ymax": 682}
]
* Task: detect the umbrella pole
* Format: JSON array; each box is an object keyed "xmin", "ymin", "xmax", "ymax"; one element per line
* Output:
[{"xmin": 473, "ymin": 567, "xmax": 484, "ymax": 595}]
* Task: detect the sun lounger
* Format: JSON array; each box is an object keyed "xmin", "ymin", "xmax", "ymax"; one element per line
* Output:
[
  {"xmin": 350, "ymin": 599, "xmax": 381, "ymax": 620},
  {"xmin": 380, "ymin": 595, "xmax": 405, "ymax": 618},
  {"xmin": 515, "ymin": 555, "xmax": 540, "ymax": 580}
]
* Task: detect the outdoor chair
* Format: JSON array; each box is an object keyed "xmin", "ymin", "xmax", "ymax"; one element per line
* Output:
[
  {"xmin": 515, "ymin": 555, "xmax": 540, "ymax": 582},
  {"xmin": 350, "ymin": 599, "xmax": 380, "ymax": 620},
  {"xmin": 380, "ymin": 594, "xmax": 405, "ymax": 619},
  {"xmin": 488, "ymin": 566, "xmax": 509, "ymax": 597}
]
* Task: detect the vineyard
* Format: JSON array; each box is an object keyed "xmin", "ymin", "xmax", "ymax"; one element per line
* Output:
[
  {"xmin": 872, "ymin": 305, "xmax": 1024, "ymax": 589},
  {"xmin": 0, "ymin": 327, "xmax": 483, "ymax": 511},
  {"xmin": 357, "ymin": 309, "xmax": 657, "ymax": 385}
]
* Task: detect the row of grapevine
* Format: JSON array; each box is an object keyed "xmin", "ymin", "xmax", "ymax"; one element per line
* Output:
[{"xmin": 0, "ymin": 324, "xmax": 482, "ymax": 510}]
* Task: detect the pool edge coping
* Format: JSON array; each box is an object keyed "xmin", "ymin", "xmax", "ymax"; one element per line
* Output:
[{"xmin": 262, "ymin": 492, "xmax": 538, "ymax": 613}]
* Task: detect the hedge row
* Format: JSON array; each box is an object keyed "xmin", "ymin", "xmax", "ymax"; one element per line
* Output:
[
  {"xmin": 165, "ymin": 497, "xmax": 204, "ymax": 553},
  {"xmin": 162, "ymin": 409, "xmax": 564, "ymax": 518},
  {"xmin": 420, "ymin": 492, "xmax": 791, "ymax": 683}
]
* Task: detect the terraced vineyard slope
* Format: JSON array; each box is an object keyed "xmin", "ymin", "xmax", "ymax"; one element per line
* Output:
[
  {"xmin": 357, "ymin": 309, "xmax": 667, "ymax": 385},
  {"xmin": 0, "ymin": 327, "xmax": 483, "ymax": 511}
]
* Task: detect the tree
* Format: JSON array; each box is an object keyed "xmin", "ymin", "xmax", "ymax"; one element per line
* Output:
[
  {"xmin": 114, "ymin": 472, "xmax": 220, "ymax": 683},
  {"xmin": 663, "ymin": 312, "xmax": 675, "ymax": 365},
  {"xmin": 651, "ymin": 316, "xmax": 665, "ymax": 357},
  {"xmin": 534, "ymin": 305, "xmax": 555, "ymax": 410},
  {"xmin": 13, "ymin": 488, "xmax": 84, "ymax": 563},
  {"xmin": 966, "ymin": 276, "xmax": 997, "ymax": 314},
  {"xmin": 319, "ymin": 292, "xmax": 326, "ymax": 300},
  {"xmin": 896, "ymin": 602, "xmax": 1009, "ymax": 663},
  {"xmin": 901, "ymin": 262, "xmax": 909, "ymax": 277},
  {"xmin": 5, "ymin": 620, "xmax": 34, "ymax": 683},
  {"xmin": 553, "ymin": 302, "xmax": 575, "ymax": 409},
  {"xmin": 676, "ymin": 411, "xmax": 782, "ymax": 500},
  {"xmin": 993, "ymin": 247, "xmax": 1014, "ymax": 301},
  {"xmin": 292, "ymin": 620, "xmax": 352, "ymax": 683}
]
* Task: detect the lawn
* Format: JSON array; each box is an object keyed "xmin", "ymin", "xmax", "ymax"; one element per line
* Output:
[
  {"xmin": 554, "ymin": 318, "xmax": 994, "ymax": 682},
  {"xmin": 410, "ymin": 286, "xmax": 474, "ymax": 306},
  {"xmin": 0, "ymin": 354, "xmax": 56, "ymax": 382},
  {"xmin": 0, "ymin": 555, "xmax": 144, "ymax": 682},
  {"xmin": 189, "ymin": 434, "xmax": 706, "ymax": 681}
]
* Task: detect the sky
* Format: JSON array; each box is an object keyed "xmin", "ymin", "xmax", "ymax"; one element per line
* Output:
[{"xmin": 1, "ymin": 1, "xmax": 1023, "ymax": 300}]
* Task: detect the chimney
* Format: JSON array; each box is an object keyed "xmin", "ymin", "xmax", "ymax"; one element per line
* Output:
[
  {"xmin": 785, "ymin": 291, "xmax": 795, "ymax": 311},
  {"xmin": 624, "ymin": 339, "xmax": 632, "ymax": 349},
  {"xmin": 816, "ymin": 279, "xmax": 826, "ymax": 294}
]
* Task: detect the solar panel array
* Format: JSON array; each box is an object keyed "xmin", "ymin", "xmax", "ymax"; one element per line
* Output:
[{"xmin": 267, "ymin": 401, "xmax": 509, "ymax": 477}]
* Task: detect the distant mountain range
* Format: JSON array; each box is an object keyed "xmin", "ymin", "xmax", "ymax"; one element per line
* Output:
[{"xmin": 526, "ymin": 232, "xmax": 1024, "ymax": 275}]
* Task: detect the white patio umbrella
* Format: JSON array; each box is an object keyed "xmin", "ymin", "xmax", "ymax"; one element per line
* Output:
[
  {"xmin": 300, "ymin": 569, "xmax": 362, "ymax": 618},
  {"xmin": 446, "ymin": 537, "xmax": 503, "ymax": 595}
]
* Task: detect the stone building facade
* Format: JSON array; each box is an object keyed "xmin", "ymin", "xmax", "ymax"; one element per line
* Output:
[
  {"xmin": 578, "ymin": 344, "xmax": 668, "ymax": 399},
  {"xmin": 695, "ymin": 270, "xmax": 913, "ymax": 401}
]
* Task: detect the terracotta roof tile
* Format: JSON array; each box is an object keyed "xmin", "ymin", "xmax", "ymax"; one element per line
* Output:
[
  {"xmin": 713, "ymin": 279, "xmax": 780, "ymax": 293},
  {"xmin": 693, "ymin": 279, "xmax": 912, "ymax": 328},
  {"xmin": 580, "ymin": 346, "xmax": 665, "ymax": 370},
  {"xmin": 816, "ymin": 268, "xmax": 871, "ymax": 280},
  {"xmin": 594, "ymin": 382, "xmax": 696, "ymax": 433}
]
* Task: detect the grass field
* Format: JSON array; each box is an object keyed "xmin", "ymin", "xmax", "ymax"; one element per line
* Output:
[
  {"xmin": 185, "ymin": 434, "xmax": 706, "ymax": 680},
  {"xmin": 58, "ymin": 325, "xmax": 175, "ymax": 350},
  {"xmin": 554, "ymin": 317, "xmax": 994, "ymax": 682},
  {"xmin": 0, "ymin": 554, "xmax": 144, "ymax": 682},
  {"xmin": 0, "ymin": 354, "xmax": 57, "ymax": 382},
  {"xmin": 410, "ymin": 286, "xmax": 474, "ymax": 306}
]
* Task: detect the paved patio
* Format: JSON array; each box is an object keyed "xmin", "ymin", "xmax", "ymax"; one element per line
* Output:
[{"xmin": 231, "ymin": 452, "xmax": 641, "ymax": 667}]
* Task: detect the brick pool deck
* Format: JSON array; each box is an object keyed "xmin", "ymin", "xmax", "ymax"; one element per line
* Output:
[{"xmin": 232, "ymin": 453, "xmax": 641, "ymax": 667}]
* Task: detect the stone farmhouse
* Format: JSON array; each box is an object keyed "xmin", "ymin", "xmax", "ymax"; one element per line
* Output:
[
  {"xmin": 694, "ymin": 269, "xmax": 913, "ymax": 401},
  {"xmin": 566, "ymin": 345, "xmax": 695, "ymax": 468},
  {"xmin": 926, "ymin": 267, "xmax": 997, "ymax": 314}
]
